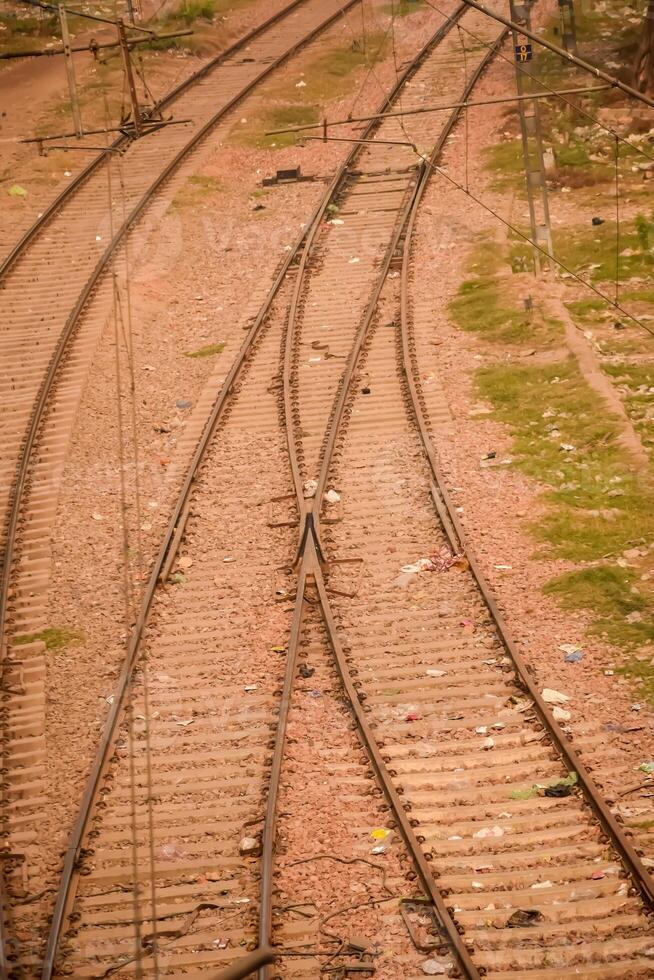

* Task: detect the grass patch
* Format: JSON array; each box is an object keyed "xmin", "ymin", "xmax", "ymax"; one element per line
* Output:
[
  {"xmin": 184, "ymin": 342, "xmax": 225, "ymax": 358},
  {"xmin": 172, "ymin": 174, "xmax": 223, "ymax": 209},
  {"xmin": 543, "ymin": 566, "xmax": 653, "ymax": 650},
  {"xmin": 476, "ymin": 358, "xmax": 654, "ymax": 561},
  {"xmin": 555, "ymin": 217, "xmax": 654, "ymax": 284},
  {"xmin": 616, "ymin": 656, "xmax": 654, "ymax": 706},
  {"xmin": 231, "ymin": 32, "xmax": 388, "ymax": 148},
  {"xmin": 450, "ymin": 245, "xmax": 562, "ymax": 347},
  {"xmin": 13, "ymin": 626, "xmax": 84, "ymax": 651},
  {"xmin": 565, "ymin": 297, "xmax": 608, "ymax": 319},
  {"xmin": 603, "ymin": 361, "xmax": 654, "ymax": 456}
]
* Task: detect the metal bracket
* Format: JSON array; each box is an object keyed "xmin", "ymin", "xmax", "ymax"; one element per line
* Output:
[{"xmin": 399, "ymin": 897, "xmax": 449, "ymax": 954}]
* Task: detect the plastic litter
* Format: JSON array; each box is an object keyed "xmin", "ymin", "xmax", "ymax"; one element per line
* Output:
[
  {"xmin": 303, "ymin": 479, "xmax": 318, "ymax": 498},
  {"xmin": 422, "ymin": 960, "xmax": 448, "ymax": 976},
  {"xmin": 639, "ymin": 761, "xmax": 654, "ymax": 774},
  {"xmin": 507, "ymin": 909, "xmax": 543, "ymax": 928},
  {"xmin": 325, "ymin": 489, "xmax": 341, "ymax": 504},
  {"xmin": 239, "ymin": 836, "xmax": 259, "ymax": 856},
  {"xmin": 552, "ymin": 706, "xmax": 571, "ymax": 722},
  {"xmin": 473, "ymin": 826, "xmax": 504, "ymax": 839},
  {"xmin": 156, "ymin": 842, "xmax": 186, "ymax": 861},
  {"xmin": 426, "ymin": 669, "xmax": 445, "ymax": 677},
  {"xmin": 542, "ymin": 688, "xmax": 570, "ymax": 705},
  {"xmin": 531, "ymin": 880, "xmax": 552, "ymax": 889},
  {"xmin": 370, "ymin": 828, "xmax": 394, "ymax": 854},
  {"xmin": 592, "ymin": 216, "xmax": 605, "ymax": 226}
]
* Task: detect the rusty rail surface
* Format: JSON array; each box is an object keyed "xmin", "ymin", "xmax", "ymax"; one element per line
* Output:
[
  {"xmin": 272, "ymin": 8, "xmax": 499, "ymax": 978},
  {"xmin": 0, "ymin": 0, "xmax": 308, "ymax": 283},
  {"xmin": 33, "ymin": 7, "xmax": 473, "ymax": 976},
  {"xmin": 0, "ymin": 1, "xmax": 362, "ymax": 972},
  {"xmin": 397, "ymin": 60, "xmax": 654, "ymax": 912}
]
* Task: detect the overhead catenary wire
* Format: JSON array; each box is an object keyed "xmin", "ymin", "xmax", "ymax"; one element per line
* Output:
[
  {"xmin": 421, "ymin": 0, "xmax": 654, "ymax": 165},
  {"xmin": 303, "ymin": 133, "xmax": 654, "ymax": 338}
]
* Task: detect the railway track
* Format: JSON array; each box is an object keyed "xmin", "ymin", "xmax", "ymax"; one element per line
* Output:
[
  {"xmin": 4, "ymin": 0, "xmax": 654, "ymax": 977},
  {"xmin": 0, "ymin": 0, "xmax": 363, "ymax": 965},
  {"xmin": 7, "ymin": 2, "xmax": 494, "ymax": 975}
]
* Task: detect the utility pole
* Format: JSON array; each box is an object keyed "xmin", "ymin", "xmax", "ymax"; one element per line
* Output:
[
  {"xmin": 117, "ymin": 19, "xmax": 143, "ymax": 136},
  {"xmin": 509, "ymin": 0, "xmax": 553, "ymax": 273},
  {"xmin": 558, "ymin": 0, "xmax": 578, "ymax": 54},
  {"xmin": 58, "ymin": 4, "xmax": 83, "ymax": 137}
]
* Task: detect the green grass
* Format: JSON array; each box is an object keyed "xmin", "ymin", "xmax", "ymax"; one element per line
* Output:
[
  {"xmin": 603, "ymin": 361, "xmax": 654, "ymax": 456},
  {"xmin": 476, "ymin": 358, "xmax": 654, "ymax": 561},
  {"xmin": 543, "ymin": 566, "xmax": 653, "ymax": 652},
  {"xmin": 13, "ymin": 626, "xmax": 84, "ymax": 651},
  {"xmin": 231, "ymin": 32, "xmax": 389, "ymax": 148},
  {"xmin": 172, "ymin": 174, "xmax": 223, "ymax": 209},
  {"xmin": 565, "ymin": 297, "xmax": 609, "ymax": 319},
  {"xmin": 449, "ymin": 245, "xmax": 562, "ymax": 347},
  {"xmin": 381, "ymin": 0, "xmax": 425, "ymax": 14},
  {"xmin": 555, "ymin": 219, "xmax": 654, "ymax": 284},
  {"xmin": 184, "ymin": 342, "xmax": 225, "ymax": 358}
]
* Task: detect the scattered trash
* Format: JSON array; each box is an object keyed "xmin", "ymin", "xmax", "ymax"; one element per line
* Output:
[
  {"xmin": 299, "ymin": 663, "xmax": 315, "ymax": 678},
  {"xmin": 362, "ymin": 386, "xmax": 371, "ymax": 394},
  {"xmin": 552, "ymin": 706, "xmax": 571, "ymax": 722},
  {"xmin": 426, "ymin": 669, "xmax": 445, "ymax": 678},
  {"xmin": 510, "ymin": 786, "xmax": 538, "ymax": 800},
  {"xmin": 370, "ymin": 828, "xmax": 394, "ymax": 854},
  {"xmin": 559, "ymin": 443, "xmax": 575, "ymax": 452},
  {"xmin": 639, "ymin": 761, "xmax": 654, "ymax": 774},
  {"xmin": 614, "ymin": 321, "xmax": 626, "ymax": 331},
  {"xmin": 406, "ymin": 712, "xmax": 421, "ymax": 722},
  {"xmin": 239, "ymin": 836, "xmax": 260, "ymax": 856},
  {"xmin": 421, "ymin": 960, "xmax": 448, "ymax": 976},
  {"xmin": 176, "ymin": 399, "xmax": 192, "ymax": 410},
  {"xmin": 223, "ymin": 556, "xmax": 236, "ymax": 563},
  {"xmin": 545, "ymin": 773, "xmax": 578, "ymax": 798},
  {"xmin": 295, "ymin": 79, "xmax": 306, "ymax": 87},
  {"xmin": 330, "ymin": 218, "xmax": 344, "ymax": 225},
  {"xmin": 92, "ymin": 512, "xmax": 104, "ymax": 521},
  {"xmin": 213, "ymin": 939, "xmax": 229, "ymax": 949},
  {"xmin": 244, "ymin": 685, "xmax": 258, "ymax": 692},
  {"xmin": 591, "ymin": 216, "xmax": 605, "ymax": 226},
  {"xmin": 482, "ymin": 737, "xmax": 495, "ymax": 750},
  {"xmin": 272, "ymin": 645, "xmax": 287, "ymax": 654},
  {"xmin": 473, "ymin": 826, "xmax": 504, "ymax": 839},
  {"xmin": 542, "ymin": 688, "xmax": 570, "ymax": 705},
  {"xmin": 494, "ymin": 564, "xmax": 513, "ymax": 570},
  {"xmin": 173, "ymin": 717, "xmax": 194, "ymax": 727},
  {"xmin": 559, "ymin": 643, "xmax": 583, "ymax": 662},
  {"xmin": 591, "ymin": 869, "xmax": 606, "ymax": 880},
  {"xmin": 507, "ymin": 909, "xmax": 543, "ymax": 928},
  {"xmin": 303, "ymin": 479, "xmax": 318, "ymax": 498},
  {"xmin": 348, "ymin": 256, "xmax": 360, "ymax": 264},
  {"xmin": 471, "ymin": 881, "xmax": 485, "ymax": 890},
  {"xmin": 632, "ymin": 703, "xmax": 642, "ymax": 712},
  {"xmin": 325, "ymin": 488, "xmax": 341, "ymax": 504},
  {"xmin": 8, "ymin": 185, "xmax": 27, "ymax": 198},
  {"xmin": 308, "ymin": 690, "xmax": 322, "ymax": 698},
  {"xmin": 482, "ymin": 451, "xmax": 497, "ymax": 461},
  {"xmin": 530, "ymin": 880, "xmax": 552, "ymax": 890},
  {"xmin": 156, "ymin": 842, "xmax": 186, "ymax": 861}
]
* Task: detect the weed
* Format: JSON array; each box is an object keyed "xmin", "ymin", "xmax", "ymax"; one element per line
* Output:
[
  {"xmin": 450, "ymin": 245, "xmax": 562, "ymax": 347},
  {"xmin": 476, "ymin": 358, "xmax": 654, "ymax": 561},
  {"xmin": 184, "ymin": 342, "xmax": 225, "ymax": 358},
  {"xmin": 13, "ymin": 626, "xmax": 84, "ymax": 651}
]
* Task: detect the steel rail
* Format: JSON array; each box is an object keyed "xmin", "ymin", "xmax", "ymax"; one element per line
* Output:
[
  {"xmin": 1, "ymin": 7, "xmax": 362, "ymax": 967},
  {"xmin": 36, "ymin": 234, "xmax": 311, "ymax": 977},
  {"xmin": 283, "ymin": 2, "xmax": 469, "ymax": 557},
  {"xmin": 398, "ymin": 108, "xmax": 654, "ymax": 911},
  {"xmin": 269, "ymin": 11, "xmax": 510, "ymax": 979},
  {"xmin": 0, "ymin": 0, "xmax": 309, "ymax": 282}
]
